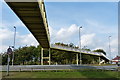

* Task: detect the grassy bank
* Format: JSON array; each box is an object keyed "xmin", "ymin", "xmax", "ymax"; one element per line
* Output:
[{"xmin": 2, "ymin": 70, "xmax": 120, "ymax": 78}]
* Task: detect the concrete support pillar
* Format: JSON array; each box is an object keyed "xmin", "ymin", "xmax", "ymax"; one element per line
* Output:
[
  {"xmin": 41, "ymin": 48, "xmax": 51, "ymax": 65},
  {"xmin": 49, "ymin": 48, "xmax": 51, "ymax": 65},
  {"xmin": 99, "ymin": 56, "xmax": 101, "ymax": 65},
  {"xmin": 104, "ymin": 60, "xmax": 106, "ymax": 64},
  {"xmin": 76, "ymin": 53, "xmax": 78, "ymax": 65},
  {"xmin": 41, "ymin": 48, "xmax": 43, "ymax": 65},
  {"xmin": 80, "ymin": 53, "xmax": 82, "ymax": 65}
]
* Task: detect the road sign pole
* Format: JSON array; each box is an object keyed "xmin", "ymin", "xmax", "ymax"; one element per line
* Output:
[
  {"xmin": 41, "ymin": 48, "xmax": 43, "ymax": 65},
  {"xmin": 49, "ymin": 48, "xmax": 51, "ymax": 65},
  {"xmin": 7, "ymin": 54, "xmax": 10, "ymax": 76},
  {"xmin": 99, "ymin": 56, "xmax": 101, "ymax": 65},
  {"xmin": 7, "ymin": 47, "xmax": 12, "ymax": 76}
]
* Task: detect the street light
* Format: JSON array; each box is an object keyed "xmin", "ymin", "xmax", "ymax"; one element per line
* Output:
[
  {"xmin": 108, "ymin": 36, "xmax": 111, "ymax": 60},
  {"xmin": 79, "ymin": 26, "xmax": 82, "ymax": 65},
  {"xmin": 12, "ymin": 26, "xmax": 16, "ymax": 66}
]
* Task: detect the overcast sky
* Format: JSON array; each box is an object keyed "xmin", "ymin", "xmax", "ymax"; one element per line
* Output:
[{"xmin": 1, "ymin": 1, "xmax": 118, "ymax": 59}]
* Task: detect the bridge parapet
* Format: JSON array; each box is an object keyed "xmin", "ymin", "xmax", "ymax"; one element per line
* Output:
[
  {"xmin": 100, "ymin": 53, "xmax": 110, "ymax": 60},
  {"xmin": 51, "ymin": 44, "xmax": 101, "ymax": 55},
  {"xmin": 38, "ymin": 0, "xmax": 50, "ymax": 43}
]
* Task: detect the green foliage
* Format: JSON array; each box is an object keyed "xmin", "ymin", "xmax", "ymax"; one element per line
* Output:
[
  {"xmin": 55, "ymin": 42, "xmax": 75, "ymax": 48},
  {"xmin": 2, "ymin": 71, "xmax": 119, "ymax": 78},
  {"xmin": 69, "ymin": 43, "xmax": 74, "ymax": 47},
  {"xmin": 82, "ymin": 49, "xmax": 91, "ymax": 51},
  {"xmin": 93, "ymin": 49, "xmax": 106, "ymax": 55},
  {"xmin": 51, "ymin": 50, "xmax": 76, "ymax": 64},
  {"xmin": 2, "ymin": 54, "xmax": 8, "ymax": 65},
  {"xmin": 1, "ymin": 43, "xmax": 106, "ymax": 65},
  {"xmin": 2, "ymin": 45, "xmax": 41, "ymax": 65}
]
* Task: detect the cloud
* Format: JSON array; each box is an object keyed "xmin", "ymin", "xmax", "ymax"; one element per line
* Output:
[
  {"xmin": 1, "ymin": 21, "xmax": 118, "ymax": 59},
  {"xmin": 1, "ymin": 20, "xmax": 25, "ymax": 29},
  {"xmin": 17, "ymin": 34, "xmax": 39, "ymax": 46},
  {"xmin": 49, "ymin": 24, "xmax": 98, "ymax": 49},
  {"xmin": 1, "ymin": 28, "xmax": 13, "ymax": 52},
  {"xmin": 57, "ymin": 24, "xmax": 78, "ymax": 39},
  {"xmin": 110, "ymin": 38, "xmax": 118, "ymax": 47},
  {"xmin": 85, "ymin": 19, "xmax": 118, "ymax": 34},
  {"xmin": 1, "ymin": 26, "xmax": 38, "ymax": 53},
  {"xmin": 81, "ymin": 33, "xmax": 96, "ymax": 46},
  {"xmin": 50, "ymin": 24, "xmax": 79, "ymax": 43},
  {"xmin": 92, "ymin": 37, "xmax": 118, "ymax": 59},
  {"xmin": 109, "ymin": 38, "xmax": 118, "ymax": 58},
  {"xmin": 49, "ymin": 24, "xmax": 118, "ymax": 59},
  {"xmin": 0, "ymin": 28, "xmax": 13, "ymax": 40},
  {"xmin": 0, "ymin": 20, "xmax": 36, "ymax": 53}
]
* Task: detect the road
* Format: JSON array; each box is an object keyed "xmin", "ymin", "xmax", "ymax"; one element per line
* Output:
[{"xmin": 1, "ymin": 65, "xmax": 119, "ymax": 71}]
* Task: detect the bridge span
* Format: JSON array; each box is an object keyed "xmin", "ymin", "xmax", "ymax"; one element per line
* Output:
[
  {"xmin": 5, "ymin": 1, "xmax": 110, "ymax": 65},
  {"xmin": 6, "ymin": 1, "xmax": 50, "ymax": 48},
  {"xmin": 51, "ymin": 44, "xmax": 109, "ymax": 65}
]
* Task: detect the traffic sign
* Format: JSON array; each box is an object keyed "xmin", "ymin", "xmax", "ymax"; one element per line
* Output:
[{"xmin": 7, "ymin": 47, "xmax": 12, "ymax": 54}]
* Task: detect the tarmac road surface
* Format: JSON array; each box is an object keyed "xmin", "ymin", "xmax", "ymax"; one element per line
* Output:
[{"xmin": 1, "ymin": 65, "xmax": 119, "ymax": 71}]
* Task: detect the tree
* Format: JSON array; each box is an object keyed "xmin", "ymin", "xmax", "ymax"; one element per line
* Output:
[
  {"xmin": 93, "ymin": 49, "xmax": 106, "ymax": 55},
  {"xmin": 2, "ymin": 53, "xmax": 8, "ymax": 65},
  {"xmin": 69, "ymin": 43, "xmax": 74, "ymax": 48},
  {"xmin": 2, "ymin": 42, "xmax": 104, "ymax": 65},
  {"xmin": 83, "ymin": 48, "xmax": 91, "ymax": 51},
  {"xmin": 13, "ymin": 46, "xmax": 40, "ymax": 65},
  {"xmin": 82, "ymin": 54, "xmax": 93, "ymax": 64}
]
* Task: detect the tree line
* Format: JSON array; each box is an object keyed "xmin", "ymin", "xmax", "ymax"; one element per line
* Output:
[{"xmin": 1, "ymin": 42, "xmax": 106, "ymax": 65}]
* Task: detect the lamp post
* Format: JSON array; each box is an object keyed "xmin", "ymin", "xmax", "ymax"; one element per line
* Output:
[
  {"xmin": 108, "ymin": 36, "xmax": 111, "ymax": 60},
  {"xmin": 79, "ymin": 26, "xmax": 82, "ymax": 65},
  {"xmin": 12, "ymin": 26, "xmax": 16, "ymax": 66}
]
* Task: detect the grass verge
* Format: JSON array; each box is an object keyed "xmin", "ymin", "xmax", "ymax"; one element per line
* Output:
[{"xmin": 1, "ymin": 70, "xmax": 120, "ymax": 78}]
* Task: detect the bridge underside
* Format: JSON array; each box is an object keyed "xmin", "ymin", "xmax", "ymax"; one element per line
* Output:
[
  {"xmin": 6, "ymin": 2, "xmax": 50, "ymax": 48},
  {"xmin": 51, "ymin": 47, "xmax": 99, "ymax": 56},
  {"xmin": 51, "ymin": 47, "xmax": 109, "ymax": 62}
]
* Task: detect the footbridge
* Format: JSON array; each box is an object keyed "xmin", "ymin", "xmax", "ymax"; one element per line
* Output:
[
  {"xmin": 5, "ymin": 1, "xmax": 110, "ymax": 65},
  {"xmin": 6, "ymin": 1, "xmax": 50, "ymax": 48},
  {"xmin": 51, "ymin": 44, "xmax": 109, "ymax": 64}
]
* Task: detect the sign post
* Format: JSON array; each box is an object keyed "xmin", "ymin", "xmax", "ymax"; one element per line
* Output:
[
  {"xmin": 7, "ymin": 54, "xmax": 10, "ymax": 76},
  {"xmin": 6, "ymin": 47, "xmax": 12, "ymax": 76}
]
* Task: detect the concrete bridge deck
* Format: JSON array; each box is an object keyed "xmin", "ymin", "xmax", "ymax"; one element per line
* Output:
[{"xmin": 6, "ymin": 1, "xmax": 50, "ymax": 48}]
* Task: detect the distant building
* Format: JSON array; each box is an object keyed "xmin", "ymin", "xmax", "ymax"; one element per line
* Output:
[{"xmin": 112, "ymin": 56, "xmax": 120, "ymax": 64}]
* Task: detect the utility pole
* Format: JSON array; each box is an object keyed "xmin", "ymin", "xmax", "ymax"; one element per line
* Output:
[
  {"xmin": 108, "ymin": 36, "xmax": 111, "ymax": 60},
  {"xmin": 12, "ymin": 26, "xmax": 16, "ymax": 66}
]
